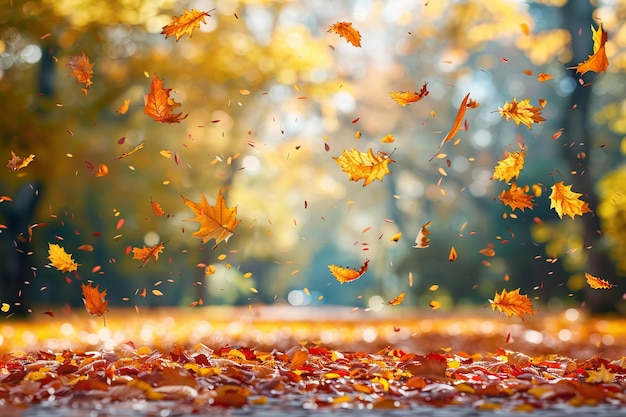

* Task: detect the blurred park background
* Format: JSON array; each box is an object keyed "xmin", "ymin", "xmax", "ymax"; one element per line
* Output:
[{"xmin": 1, "ymin": 0, "xmax": 626, "ymax": 317}]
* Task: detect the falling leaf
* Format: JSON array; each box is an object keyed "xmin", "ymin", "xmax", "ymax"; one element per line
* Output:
[
  {"xmin": 585, "ymin": 272, "xmax": 615, "ymax": 289},
  {"xmin": 116, "ymin": 142, "xmax": 145, "ymax": 160},
  {"xmin": 448, "ymin": 246, "xmax": 457, "ymax": 261},
  {"xmin": 390, "ymin": 232, "xmax": 402, "ymax": 242},
  {"xmin": 182, "ymin": 190, "xmax": 241, "ymax": 248},
  {"xmin": 389, "ymin": 82, "xmax": 429, "ymax": 107},
  {"xmin": 333, "ymin": 148, "xmax": 395, "ymax": 186},
  {"xmin": 498, "ymin": 183, "xmax": 536, "ymax": 212},
  {"xmin": 431, "ymin": 93, "xmax": 476, "ymax": 160},
  {"xmin": 117, "ymin": 99, "xmax": 130, "ymax": 114},
  {"xmin": 489, "ymin": 288, "xmax": 536, "ymax": 320},
  {"xmin": 380, "ymin": 134, "xmax": 395, "ymax": 143},
  {"xmin": 161, "ymin": 9, "xmax": 212, "ymax": 41},
  {"xmin": 1, "ymin": 303, "xmax": 9, "ymax": 313},
  {"xmin": 6, "ymin": 151, "xmax": 35, "ymax": 171},
  {"xmin": 413, "ymin": 221, "xmax": 432, "ymax": 248},
  {"xmin": 537, "ymin": 73, "xmax": 553, "ymax": 82},
  {"xmin": 144, "ymin": 74, "xmax": 188, "ymax": 123},
  {"xmin": 151, "ymin": 198, "xmax": 165, "ymax": 216},
  {"xmin": 81, "ymin": 283, "xmax": 109, "ymax": 326},
  {"xmin": 328, "ymin": 259, "xmax": 369, "ymax": 284},
  {"xmin": 67, "ymin": 51, "xmax": 94, "ymax": 91},
  {"xmin": 388, "ymin": 292, "xmax": 406, "ymax": 306},
  {"xmin": 328, "ymin": 21, "xmax": 361, "ymax": 47},
  {"xmin": 492, "ymin": 151, "xmax": 525, "ymax": 183},
  {"xmin": 429, "ymin": 300, "xmax": 441, "ymax": 310},
  {"xmin": 549, "ymin": 181, "xmax": 592, "ymax": 219},
  {"xmin": 498, "ymin": 98, "xmax": 545, "ymax": 129},
  {"xmin": 96, "ymin": 163, "xmax": 109, "ymax": 177},
  {"xmin": 585, "ymin": 363, "xmax": 616, "ymax": 383},
  {"xmin": 576, "ymin": 24, "xmax": 609, "ymax": 75},
  {"xmin": 48, "ymin": 243, "xmax": 80, "ymax": 273},
  {"xmin": 132, "ymin": 242, "xmax": 166, "ymax": 268}
]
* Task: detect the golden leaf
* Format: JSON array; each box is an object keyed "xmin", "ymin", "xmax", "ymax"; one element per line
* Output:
[
  {"xmin": 389, "ymin": 82, "xmax": 429, "ymax": 107},
  {"xmin": 328, "ymin": 259, "xmax": 369, "ymax": 284},
  {"xmin": 489, "ymin": 288, "xmax": 536, "ymax": 320},
  {"xmin": 498, "ymin": 183, "xmax": 536, "ymax": 212},
  {"xmin": 144, "ymin": 74, "xmax": 188, "ymax": 124},
  {"xmin": 549, "ymin": 181, "xmax": 592, "ymax": 219},
  {"xmin": 132, "ymin": 242, "xmax": 165, "ymax": 268},
  {"xmin": 413, "ymin": 221, "xmax": 432, "ymax": 249},
  {"xmin": 388, "ymin": 292, "xmax": 406, "ymax": 306},
  {"xmin": 117, "ymin": 99, "xmax": 130, "ymax": 115},
  {"xmin": 161, "ymin": 9, "xmax": 212, "ymax": 42},
  {"xmin": 48, "ymin": 243, "xmax": 80, "ymax": 273},
  {"xmin": 182, "ymin": 190, "xmax": 241, "ymax": 248},
  {"xmin": 585, "ymin": 272, "xmax": 615, "ymax": 289},
  {"xmin": 498, "ymin": 98, "xmax": 545, "ymax": 129},
  {"xmin": 67, "ymin": 51, "xmax": 94, "ymax": 91},
  {"xmin": 6, "ymin": 151, "xmax": 35, "ymax": 171},
  {"xmin": 585, "ymin": 363, "xmax": 615, "ymax": 383},
  {"xmin": 576, "ymin": 24, "xmax": 609, "ymax": 75},
  {"xmin": 430, "ymin": 93, "xmax": 475, "ymax": 160},
  {"xmin": 328, "ymin": 21, "xmax": 361, "ymax": 47},
  {"xmin": 492, "ymin": 151, "xmax": 525, "ymax": 183},
  {"xmin": 448, "ymin": 246, "xmax": 457, "ymax": 262},
  {"xmin": 537, "ymin": 73, "xmax": 553, "ymax": 82},
  {"xmin": 334, "ymin": 148, "xmax": 395, "ymax": 186}
]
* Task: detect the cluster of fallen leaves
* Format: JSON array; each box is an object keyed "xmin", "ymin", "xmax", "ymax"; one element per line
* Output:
[{"xmin": 1, "ymin": 343, "xmax": 625, "ymax": 412}]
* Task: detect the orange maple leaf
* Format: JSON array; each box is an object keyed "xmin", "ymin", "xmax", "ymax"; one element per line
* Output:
[
  {"xmin": 182, "ymin": 190, "xmax": 241, "ymax": 248},
  {"xmin": 81, "ymin": 283, "xmax": 109, "ymax": 326},
  {"xmin": 492, "ymin": 151, "xmax": 525, "ymax": 183},
  {"xmin": 388, "ymin": 292, "xmax": 406, "ymax": 306},
  {"xmin": 585, "ymin": 272, "xmax": 616, "ymax": 289},
  {"xmin": 132, "ymin": 241, "xmax": 165, "ymax": 268},
  {"xmin": 498, "ymin": 183, "xmax": 536, "ymax": 212},
  {"xmin": 6, "ymin": 151, "xmax": 35, "ymax": 171},
  {"xmin": 328, "ymin": 259, "xmax": 369, "ymax": 284},
  {"xmin": 161, "ymin": 9, "xmax": 212, "ymax": 41},
  {"xmin": 334, "ymin": 148, "xmax": 395, "ymax": 186},
  {"xmin": 549, "ymin": 181, "xmax": 592, "ymax": 219},
  {"xmin": 48, "ymin": 243, "xmax": 80, "ymax": 273},
  {"xmin": 498, "ymin": 98, "xmax": 545, "ymax": 129},
  {"xmin": 328, "ymin": 21, "xmax": 362, "ymax": 47},
  {"xmin": 144, "ymin": 74, "xmax": 188, "ymax": 123},
  {"xmin": 413, "ymin": 221, "xmax": 432, "ymax": 249},
  {"xmin": 67, "ymin": 51, "xmax": 94, "ymax": 92},
  {"xmin": 576, "ymin": 24, "xmax": 609, "ymax": 75},
  {"xmin": 489, "ymin": 288, "xmax": 536, "ymax": 320},
  {"xmin": 389, "ymin": 83, "xmax": 429, "ymax": 107}
]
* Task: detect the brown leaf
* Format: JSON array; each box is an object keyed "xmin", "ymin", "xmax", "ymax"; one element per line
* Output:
[
  {"xmin": 498, "ymin": 183, "xmax": 536, "ymax": 212},
  {"xmin": 6, "ymin": 151, "xmax": 35, "ymax": 171}
]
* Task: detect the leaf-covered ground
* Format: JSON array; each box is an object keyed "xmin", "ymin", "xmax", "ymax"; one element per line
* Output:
[{"xmin": 1, "ymin": 307, "xmax": 626, "ymax": 414}]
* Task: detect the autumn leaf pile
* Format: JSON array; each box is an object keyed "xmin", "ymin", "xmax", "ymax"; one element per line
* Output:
[
  {"xmin": 1, "ymin": 342, "xmax": 626, "ymax": 412},
  {"xmin": 1, "ymin": 4, "xmax": 622, "ymax": 413}
]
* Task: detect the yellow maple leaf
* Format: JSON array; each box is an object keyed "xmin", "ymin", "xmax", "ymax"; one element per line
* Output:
[
  {"xmin": 334, "ymin": 148, "xmax": 395, "ymax": 186},
  {"xmin": 498, "ymin": 98, "xmax": 545, "ymax": 129},
  {"xmin": 489, "ymin": 288, "xmax": 536, "ymax": 320},
  {"xmin": 585, "ymin": 363, "xmax": 615, "ymax": 383},
  {"xmin": 492, "ymin": 151, "xmax": 525, "ymax": 183},
  {"xmin": 6, "ymin": 151, "xmax": 35, "ymax": 171},
  {"xmin": 585, "ymin": 272, "xmax": 615, "ymax": 289},
  {"xmin": 48, "ymin": 243, "xmax": 80, "ymax": 273},
  {"xmin": 161, "ymin": 9, "xmax": 212, "ymax": 42},
  {"xmin": 182, "ymin": 190, "xmax": 240, "ymax": 248},
  {"xmin": 132, "ymin": 242, "xmax": 165, "ymax": 268},
  {"xmin": 389, "ymin": 82, "xmax": 429, "ymax": 107},
  {"xmin": 328, "ymin": 21, "xmax": 361, "ymax": 47},
  {"xmin": 498, "ymin": 183, "xmax": 535, "ymax": 212},
  {"xmin": 413, "ymin": 221, "xmax": 432, "ymax": 249},
  {"xmin": 577, "ymin": 24, "xmax": 609, "ymax": 75},
  {"xmin": 328, "ymin": 260, "xmax": 369, "ymax": 284},
  {"xmin": 549, "ymin": 181, "xmax": 592, "ymax": 219}
]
